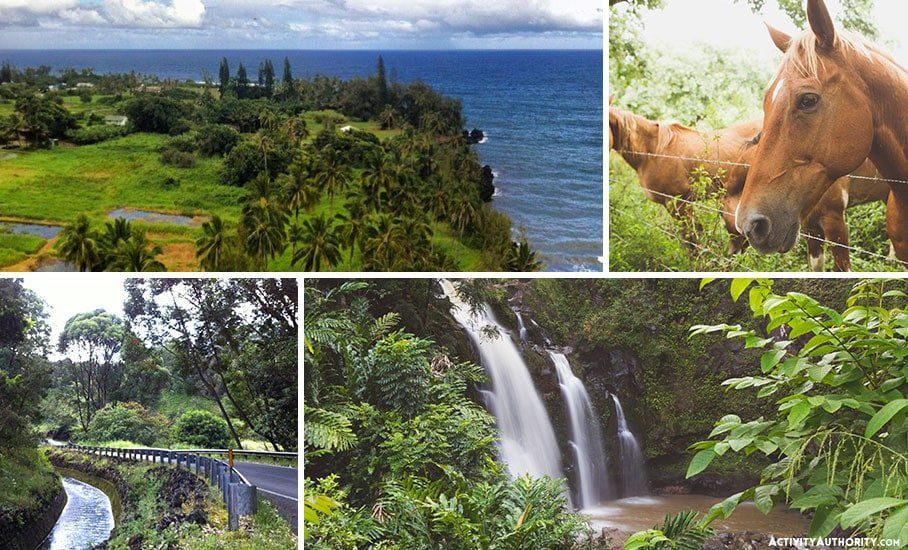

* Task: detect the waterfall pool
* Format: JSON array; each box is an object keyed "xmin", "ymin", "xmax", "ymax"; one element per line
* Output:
[
  {"xmin": 584, "ymin": 494, "xmax": 808, "ymax": 538},
  {"xmin": 40, "ymin": 477, "xmax": 115, "ymax": 549}
]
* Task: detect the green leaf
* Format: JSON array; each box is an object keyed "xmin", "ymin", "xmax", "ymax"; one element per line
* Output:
[
  {"xmin": 808, "ymin": 504, "xmax": 840, "ymax": 538},
  {"xmin": 788, "ymin": 400, "xmax": 811, "ymax": 427},
  {"xmin": 840, "ymin": 498, "xmax": 907, "ymax": 529},
  {"xmin": 864, "ymin": 399, "xmax": 908, "ymax": 438},
  {"xmin": 882, "ymin": 505, "xmax": 908, "ymax": 544},
  {"xmin": 761, "ymin": 349, "xmax": 786, "ymax": 373},
  {"xmin": 686, "ymin": 449, "xmax": 716, "ymax": 478},
  {"xmin": 699, "ymin": 278, "xmax": 716, "ymax": 290},
  {"xmin": 754, "ymin": 485, "xmax": 776, "ymax": 515},
  {"xmin": 730, "ymin": 279, "xmax": 755, "ymax": 302}
]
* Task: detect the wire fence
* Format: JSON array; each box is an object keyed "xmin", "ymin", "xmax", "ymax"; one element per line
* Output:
[
  {"xmin": 610, "ymin": 172, "xmax": 908, "ymax": 270},
  {"xmin": 614, "ymin": 149, "xmax": 908, "ymax": 186}
]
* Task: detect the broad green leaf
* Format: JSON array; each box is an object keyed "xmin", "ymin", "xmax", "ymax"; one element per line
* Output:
[
  {"xmin": 700, "ymin": 278, "xmax": 716, "ymax": 290},
  {"xmin": 865, "ymin": 399, "xmax": 908, "ymax": 438},
  {"xmin": 686, "ymin": 449, "xmax": 716, "ymax": 478},
  {"xmin": 730, "ymin": 279, "xmax": 755, "ymax": 301},
  {"xmin": 808, "ymin": 504, "xmax": 840, "ymax": 538},
  {"xmin": 788, "ymin": 401, "xmax": 811, "ymax": 427},
  {"xmin": 882, "ymin": 505, "xmax": 908, "ymax": 544},
  {"xmin": 840, "ymin": 498, "xmax": 906, "ymax": 528},
  {"xmin": 761, "ymin": 349, "xmax": 787, "ymax": 373},
  {"xmin": 754, "ymin": 485, "xmax": 776, "ymax": 515}
]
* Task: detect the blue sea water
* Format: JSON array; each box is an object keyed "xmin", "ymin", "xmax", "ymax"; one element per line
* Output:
[{"xmin": 0, "ymin": 49, "xmax": 603, "ymax": 271}]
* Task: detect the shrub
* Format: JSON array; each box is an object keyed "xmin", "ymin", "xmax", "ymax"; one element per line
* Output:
[
  {"xmin": 195, "ymin": 124, "xmax": 240, "ymax": 157},
  {"xmin": 86, "ymin": 401, "xmax": 167, "ymax": 445},
  {"xmin": 123, "ymin": 95, "xmax": 191, "ymax": 133},
  {"xmin": 160, "ymin": 147, "xmax": 196, "ymax": 168},
  {"xmin": 78, "ymin": 89, "xmax": 93, "ymax": 103},
  {"xmin": 172, "ymin": 410, "xmax": 231, "ymax": 449},
  {"xmin": 68, "ymin": 125, "xmax": 127, "ymax": 145},
  {"xmin": 220, "ymin": 140, "xmax": 263, "ymax": 186}
]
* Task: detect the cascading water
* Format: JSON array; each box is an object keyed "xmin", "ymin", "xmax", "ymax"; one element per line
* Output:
[
  {"xmin": 440, "ymin": 280, "xmax": 564, "ymax": 481},
  {"xmin": 514, "ymin": 311, "xmax": 528, "ymax": 341},
  {"xmin": 549, "ymin": 351, "xmax": 613, "ymax": 508},
  {"xmin": 611, "ymin": 394, "xmax": 648, "ymax": 496}
]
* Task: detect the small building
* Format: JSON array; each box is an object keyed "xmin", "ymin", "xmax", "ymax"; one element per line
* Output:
[
  {"xmin": 104, "ymin": 115, "xmax": 128, "ymax": 127},
  {"xmin": 135, "ymin": 85, "xmax": 163, "ymax": 94},
  {"xmin": 339, "ymin": 125, "xmax": 354, "ymax": 133},
  {"xmin": 76, "ymin": 82, "xmax": 95, "ymax": 89}
]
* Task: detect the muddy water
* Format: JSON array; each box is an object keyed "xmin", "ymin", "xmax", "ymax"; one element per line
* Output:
[
  {"xmin": 585, "ymin": 495, "xmax": 808, "ymax": 536},
  {"xmin": 0, "ymin": 222, "xmax": 62, "ymax": 239},
  {"xmin": 40, "ymin": 477, "xmax": 114, "ymax": 550}
]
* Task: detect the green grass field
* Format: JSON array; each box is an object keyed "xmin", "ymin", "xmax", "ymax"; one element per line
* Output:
[
  {"xmin": 0, "ymin": 102, "xmax": 488, "ymax": 271},
  {"xmin": 609, "ymin": 153, "xmax": 900, "ymax": 272}
]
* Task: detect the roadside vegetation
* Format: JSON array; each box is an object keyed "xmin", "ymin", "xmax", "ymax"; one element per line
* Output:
[{"xmin": 0, "ymin": 57, "xmax": 537, "ymax": 271}]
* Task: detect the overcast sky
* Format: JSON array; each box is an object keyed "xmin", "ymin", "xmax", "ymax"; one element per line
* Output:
[
  {"xmin": 0, "ymin": 0, "xmax": 603, "ymax": 49},
  {"xmin": 23, "ymin": 275, "xmax": 127, "ymax": 360},
  {"xmin": 631, "ymin": 0, "xmax": 908, "ymax": 65}
]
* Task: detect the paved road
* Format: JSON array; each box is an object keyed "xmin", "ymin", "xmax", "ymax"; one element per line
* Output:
[{"xmin": 233, "ymin": 460, "xmax": 298, "ymax": 533}]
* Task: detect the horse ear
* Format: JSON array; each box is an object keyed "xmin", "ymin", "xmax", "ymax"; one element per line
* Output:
[
  {"xmin": 807, "ymin": 0, "xmax": 836, "ymax": 49},
  {"xmin": 765, "ymin": 22, "xmax": 792, "ymax": 52},
  {"xmin": 609, "ymin": 94, "xmax": 615, "ymax": 105}
]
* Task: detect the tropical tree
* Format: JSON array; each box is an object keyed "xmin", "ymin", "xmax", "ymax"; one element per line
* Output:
[
  {"xmin": 293, "ymin": 215, "xmax": 343, "ymax": 272},
  {"xmin": 55, "ymin": 214, "xmax": 101, "ymax": 272},
  {"xmin": 314, "ymin": 149, "xmax": 351, "ymax": 205},
  {"xmin": 379, "ymin": 106, "xmax": 399, "ymax": 130},
  {"xmin": 361, "ymin": 213, "xmax": 404, "ymax": 271},
  {"xmin": 242, "ymin": 200, "xmax": 287, "ymax": 270},
  {"xmin": 281, "ymin": 156, "xmax": 320, "ymax": 220},
  {"xmin": 105, "ymin": 232, "xmax": 165, "ymax": 272},
  {"xmin": 195, "ymin": 215, "xmax": 229, "ymax": 272},
  {"xmin": 336, "ymin": 195, "xmax": 369, "ymax": 263},
  {"xmin": 506, "ymin": 239, "xmax": 543, "ymax": 272}
]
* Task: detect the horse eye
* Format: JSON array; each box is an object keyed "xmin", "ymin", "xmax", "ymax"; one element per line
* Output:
[{"xmin": 797, "ymin": 93, "xmax": 820, "ymax": 111}]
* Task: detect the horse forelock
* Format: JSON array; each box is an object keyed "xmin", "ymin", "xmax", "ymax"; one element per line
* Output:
[{"xmin": 770, "ymin": 28, "xmax": 874, "ymax": 87}]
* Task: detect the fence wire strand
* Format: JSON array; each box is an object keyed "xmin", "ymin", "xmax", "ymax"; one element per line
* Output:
[
  {"xmin": 614, "ymin": 149, "xmax": 908, "ymax": 186},
  {"xmin": 610, "ymin": 176, "xmax": 908, "ymax": 269}
]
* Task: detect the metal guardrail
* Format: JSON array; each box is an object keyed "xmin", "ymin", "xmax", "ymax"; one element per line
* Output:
[{"xmin": 64, "ymin": 443, "xmax": 259, "ymax": 530}]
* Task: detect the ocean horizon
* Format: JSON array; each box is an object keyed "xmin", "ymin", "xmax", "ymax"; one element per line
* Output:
[{"xmin": 0, "ymin": 49, "xmax": 604, "ymax": 271}]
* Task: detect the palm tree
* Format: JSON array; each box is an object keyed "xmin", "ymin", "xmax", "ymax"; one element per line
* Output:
[
  {"xmin": 242, "ymin": 202, "xmax": 287, "ymax": 270},
  {"xmin": 293, "ymin": 215, "xmax": 342, "ymax": 271},
  {"xmin": 281, "ymin": 157, "xmax": 319, "ymax": 220},
  {"xmin": 506, "ymin": 239, "xmax": 543, "ymax": 272},
  {"xmin": 361, "ymin": 213, "xmax": 404, "ymax": 271},
  {"xmin": 314, "ymin": 149, "xmax": 350, "ymax": 206},
  {"xmin": 100, "ymin": 217, "xmax": 133, "ymax": 253},
  {"xmin": 361, "ymin": 151, "xmax": 394, "ymax": 211},
  {"xmin": 55, "ymin": 214, "xmax": 100, "ymax": 272},
  {"xmin": 283, "ymin": 116, "xmax": 309, "ymax": 146},
  {"xmin": 195, "ymin": 215, "xmax": 229, "ymax": 271},
  {"xmin": 335, "ymin": 196, "xmax": 368, "ymax": 263},
  {"xmin": 398, "ymin": 215, "xmax": 433, "ymax": 268},
  {"xmin": 448, "ymin": 193, "xmax": 479, "ymax": 236},
  {"xmin": 379, "ymin": 106, "xmax": 399, "ymax": 130},
  {"xmin": 251, "ymin": 131, "xmax": 274, "ymax": 178},
  {"xmin": 105, "ymin": 232, "xmax": 166, "ymax": 272}
]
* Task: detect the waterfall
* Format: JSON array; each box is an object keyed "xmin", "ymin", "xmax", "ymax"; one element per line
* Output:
[
  {"xmin": 550, "ymin": 351, "xmax": 613, "ymax": 508},
  {"xmin": 611, "ymin": 394, "xmax": 648, "ymax": 497},
  {"xmin": 514, "ymin": 311, "xmax": 528, "ymax": 341},
  {"xmin": 440, "ymin": 280, "xmax": 564, "ymax": 481}
]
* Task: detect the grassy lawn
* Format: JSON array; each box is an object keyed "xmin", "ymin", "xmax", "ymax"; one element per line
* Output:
[{"xmin": 0, "ymin": 104, "xmax": 490, "ymax": 271}]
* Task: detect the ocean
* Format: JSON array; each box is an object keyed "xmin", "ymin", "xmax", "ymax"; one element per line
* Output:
[{"xmin": 0, "ymin": 49, "xmax": 603, "ymax": 272}]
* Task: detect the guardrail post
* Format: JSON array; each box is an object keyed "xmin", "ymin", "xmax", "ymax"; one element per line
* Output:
[{"xmin": 228, "ymin": 484, "xmax": 256, "ymax": 530}]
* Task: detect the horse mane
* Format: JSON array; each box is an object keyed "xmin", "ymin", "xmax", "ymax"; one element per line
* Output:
[
  {"xmin": 611, "ymin": 106, "xmax": 688, "ymax": 154},
  {"xmin": 770, "ymin": 27, "xmax": 902, "ymax": 88}
]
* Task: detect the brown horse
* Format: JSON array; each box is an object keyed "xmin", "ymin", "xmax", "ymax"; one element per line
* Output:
[
  {"xmin": 610, "ymin": 105, "xmax": 889, "ymax": 270},
  {"xmin": 609, "ymin": 105, "xmax": 759, "ymax": 250},
  {"xmin": 736, "ymin": 0, "xmax": 908, "ymax": 263}
]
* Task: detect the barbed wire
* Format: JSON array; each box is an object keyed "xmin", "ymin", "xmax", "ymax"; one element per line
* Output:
[
  {"xmin": 613, "ymin": 149, "xmax": 908, "ymax": 186},
  {"xmin": 611, "ymin": 177, "xmax": 908, "ymax": 269}
]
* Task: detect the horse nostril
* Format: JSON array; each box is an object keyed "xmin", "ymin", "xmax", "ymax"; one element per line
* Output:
[{"xmin": 745, "ymin": 214, "xmax": 772, "ymax": 244}]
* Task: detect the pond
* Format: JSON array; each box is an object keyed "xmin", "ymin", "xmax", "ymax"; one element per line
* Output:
[
  {"xmin": 32, "ymin": 257, "xmax": 77, "ymax": 272},
  {"xmin": 0, "ymin": 222, "xmax": 62, "ymax": 239},
  {"xmin": 108, "ymin": 208, "xmax": 199, "ymax": 226},
  {"xmin": 584, "ymin": 494, "xmax": 808, "ymax": 537},
  {"xmin": 39, "ymin": 477, "xmax": 114, "ymax": 550}
]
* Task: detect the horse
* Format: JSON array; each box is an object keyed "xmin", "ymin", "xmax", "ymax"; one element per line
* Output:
[
  {"xmin": 735, "ymin": 0, "xmax": 908, "ymax": 264},
  {"xmin": 609, "ymin": 105, "xmax": 889, "ymax": 270},
  {"xmin": 609, "ymin": 104, "xmax": 760, "ymax": 251}
]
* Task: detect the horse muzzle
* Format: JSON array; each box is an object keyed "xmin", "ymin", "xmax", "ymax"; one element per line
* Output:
[{"xmin": 740, "ymin": 210, "xmax": 800, "ymax": 253}]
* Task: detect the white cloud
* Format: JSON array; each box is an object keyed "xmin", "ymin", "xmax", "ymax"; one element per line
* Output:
[{"xmin": 103, "ymin": 0, "xmax": 205, "ymax": 28}]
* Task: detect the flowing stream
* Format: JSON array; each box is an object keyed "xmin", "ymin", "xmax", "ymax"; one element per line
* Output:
[
  {"xmin": 441, "ymin": 280, "xmax": 563, "ymax": 481},
  {"xmin": 40, "ymin": 477, "xmax": 114, "ymax": 550},
  {"xmin": 612, "ymin": 395, "xmax": 648, "ymax": 497},
  {"xmin": 549, "ymin": 351, "xmax": 613, "ymax": 508}
]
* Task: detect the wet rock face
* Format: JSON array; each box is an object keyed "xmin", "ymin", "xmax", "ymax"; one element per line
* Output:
[
  {"xmin": 156, "ymin": 468, "xmax": 208, "ymax": 531},
  {"xmin": 464, "ymin": 128, "xmax": 485, "ymax": 144},
  {"xmin": 479, "ymin": 165, "xmax": 495, "ymax": 202}
]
